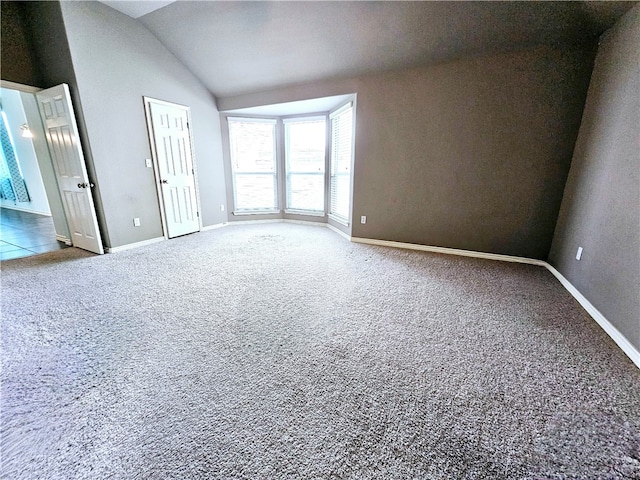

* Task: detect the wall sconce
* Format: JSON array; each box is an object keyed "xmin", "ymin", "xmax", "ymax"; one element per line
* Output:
[{"xmin": 20, "ymin": 123, "xmax": 34, "ymax": 138}]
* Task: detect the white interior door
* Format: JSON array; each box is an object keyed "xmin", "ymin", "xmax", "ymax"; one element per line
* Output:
[
  {"xmin": 36, "ymin": 84, "xmax": 104, "ymax": 254},
  {"xmin": 146, "ymin": 99, "xmax": 199, "ymax": 238}
]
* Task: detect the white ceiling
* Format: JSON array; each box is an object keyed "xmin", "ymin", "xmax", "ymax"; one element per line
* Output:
[{"xmin": 100, "ymin": 1, "xmax": 636, "ymax": 99}]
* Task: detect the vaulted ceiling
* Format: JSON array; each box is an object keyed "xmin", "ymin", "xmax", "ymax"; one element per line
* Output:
[{"xmin": 100, "ymin": 1, "xmax": 636, "ymax": 98}]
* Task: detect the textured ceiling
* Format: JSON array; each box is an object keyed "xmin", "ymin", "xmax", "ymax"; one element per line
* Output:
[{"xmin": 116, "ymin": 1, "xmax": 637, "ymax": 98}]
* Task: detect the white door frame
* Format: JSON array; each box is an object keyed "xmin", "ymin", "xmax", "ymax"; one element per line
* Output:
[{"xmin": 143, "ymin": 96, "xmax": 203, "ymax": 239}]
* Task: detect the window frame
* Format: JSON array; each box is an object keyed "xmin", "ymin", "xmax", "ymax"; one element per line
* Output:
[
  {"xmin": 282, "ymin": 115, "xmax": 328, "ymax": 216},
  {"xmin": 227, "ymin": 116, "xmax": 279, "ymax": 215},
  {"xmin": 328, "ymin": 101, "xmax": 355, "ymax": 226}
]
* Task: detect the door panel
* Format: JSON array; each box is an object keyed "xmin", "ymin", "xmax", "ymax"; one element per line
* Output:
[
  {"xmin": 36, "ymin": 84, "xmax": 104, "ymax": 254},
  {"xmin": 146, "ymin": 100, "xmax": 199, "ymax": 239}
]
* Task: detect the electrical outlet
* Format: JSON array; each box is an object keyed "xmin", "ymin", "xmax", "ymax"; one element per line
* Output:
[
  {"xmin": 145, "ymin": 158, "xmax": 152, "ymax": 168},
  {"xmin": 220, "ymin": 204, "xmax": 225, "ymax": 212},
  {"xmin": 576, "ymin": 246, "xmax": 583, "ymax": 261},
  {"xmin": 361, "ymin": 215, "xmax": 367, "ymax": 224},
  {"xmin": 133, "ymin": 217, "xmax": 141, "ymax": 227}
]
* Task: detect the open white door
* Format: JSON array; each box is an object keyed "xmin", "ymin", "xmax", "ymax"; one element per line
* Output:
[
  {"xmin": 36, "ymin": 84, "xmax": 104, "ymax": 254},
  {"xmin": 145, "ymin": 98, "xmax": 199, "ymax": 238}
]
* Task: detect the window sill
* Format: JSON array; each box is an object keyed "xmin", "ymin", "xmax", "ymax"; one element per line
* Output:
[
  {"xmin": 233, "ymin": 210, "xmax": 279, "ymax": 216},
  {"xmin": 284, "ymin": 209, "xmax": 326, "ymax": 217},
  {"xmin": 328, "ymin": 214, "xmax": 349, "ymax": 227}
]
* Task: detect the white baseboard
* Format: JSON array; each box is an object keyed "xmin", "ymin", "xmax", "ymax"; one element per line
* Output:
[
  {"xmin": 105, "ymin": 236, "xmax": 165, "ymax": 253},
  {"xmin": 0, "ymin": 204, "xmax": 52, "ymax": 216},
  {"xmin": 350, "ymin": 236, "xmax": 640, "ymax": 369},
  {"xmin": 543, "ymin": 263, "xmax": 640, "ymax": 370},
  {"xmin": 351, "ymin": 237, "xmax": 546, "ymax": 266},
  {"xmin": 55, "ymin": 234, "xmax": 72, "ymax": 246},
  {"xmin": 201, "ymin": 222, "xmax": 228, "ymax": 231}
]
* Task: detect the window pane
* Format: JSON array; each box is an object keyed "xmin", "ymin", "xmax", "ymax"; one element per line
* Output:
[
  {"xmin": 285, "ymin": 119, "xmax": 326, "ymax": 212},
  {"xmin": 234, "ymin": 174, "xmax": 277, "ymax": 211},
  {"xmin": 329, "ymin": 105, "xmax": 353, "ymax": 222},
  {"xmin": 229, "ymin": 120, "xmax": 275, "ymax": 173},
  {"xmin": 286, "ymin": 173, "xmax": 324, "ymax": 212},
  {"xmin": 330, "ymin": 173, "xmax": 350, "ymax": 221},
  {"xmin": 228, "ymin": 118, "xmax": 277, "ymax": 212}
]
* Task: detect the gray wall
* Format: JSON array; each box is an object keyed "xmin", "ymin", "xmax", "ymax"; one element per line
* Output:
[
  {"xmin": 1, "ymin": 1, "xmax": 74, "ymax": 241},
  {"xmin": 57, "ymin": 1, "xmax": 227, "ymax": 248},
  {"xmin": 5, "ymin": 1, "xmax": 111, "ymax": 245},
  {"xmin": 549, "ymin": 5, "xmax": 640, "ymax": 352},
  {"xmin": 0, "ymin": 1, "xmax": 39, "ymax": 86},
  {"xmin": 219, "ymin": 45, "xmax": 595, "ymax": 258}
]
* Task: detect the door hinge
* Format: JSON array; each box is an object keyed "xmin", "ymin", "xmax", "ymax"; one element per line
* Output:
[{"xmin": 197, "ymin": 211, "xmax": 199, "ymax": 217}]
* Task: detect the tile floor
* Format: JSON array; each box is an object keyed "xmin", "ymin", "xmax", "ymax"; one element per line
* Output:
[{"xmin": 0, "ymin": 207, "xmax": 69, "ymax": 261}]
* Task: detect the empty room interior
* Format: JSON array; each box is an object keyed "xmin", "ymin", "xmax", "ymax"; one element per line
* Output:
[{"xmin": 1, "ymin": 1, "xmax": 639, "ymax": 478}]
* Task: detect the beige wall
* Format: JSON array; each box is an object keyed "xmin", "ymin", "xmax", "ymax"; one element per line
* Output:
[{"xmin": 549, "ymin": 5, "xmax": 640, "ymax": 352}]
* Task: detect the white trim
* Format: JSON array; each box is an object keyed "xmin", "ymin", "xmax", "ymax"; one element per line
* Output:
[
  {"xmin": 56, "ymin": 234, "xmax": 72, "ymax": 246},
  {"xmin": 283, "ymin": 115, "xmax": 326, "ymax": 124},
  {"xmin": 105, "ymin": 236, "xmax": 164, "ymax": 253},
  {"xmin": 284, "ymin": 209, "xmax": 325, "ymax": 217},
  {"xmin": 201, "ymin": 222, "xmax": 228, "ymax": 231},
  {"xmin": 328, "ymin": 213, "xmax": 349, "ymax": 227},
  {"xmin": 329, "ymin": 101, "xmax": 353, "ymax": 119},
  {"xmin": 141, "ymin": 97, "xmax": 189, "ymax": 110},
  {"xmin": 327, "ymin": 223, "xmax": 352, "ymax": 241},
  {"xmin": 227, "ymin": 117, "xmax": 277, "ymax": 124},
  {"xmin": 543, "ymin": 263, "xmax": 640, "ymax": 370},
  {"xmin": 233, "ymin": 210, "xmax": 280, "ymax": 216},
  {"xmin": 350, "ymin": 236, "xmax": 639, "ymax": 369},
  {"xmin": 0, "ymin": 80, "xmax": 42, "ymax": 93},
  {"xmin": 351, "ymin": 237, "xmax": 546, "ymax": 266}
]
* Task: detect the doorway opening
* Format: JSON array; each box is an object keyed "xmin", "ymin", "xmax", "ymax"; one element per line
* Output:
[
  {"xmin": 0, "ymin": 80, "xmax": 104, "ymax": 259},
  {"xmin": 0, "ymin": 83, "xmax": 69, "ymax": 260}
]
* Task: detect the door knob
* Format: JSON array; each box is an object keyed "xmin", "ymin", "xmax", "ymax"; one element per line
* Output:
[{"xmin": 161, "ymin": 179, "xmax": 168, "ymax": 184}]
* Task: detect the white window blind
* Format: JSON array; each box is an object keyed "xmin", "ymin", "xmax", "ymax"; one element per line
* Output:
[
  {"xmin": 329, "ymin": 103, "xmax": 353, "ymax": 223},
  {"xmin": 284, "ymin": 118, "xmax": 326, "ymax": 214},
  {"xmin": 228, "ymin": 118, "xmax": 277, "ymax": 213}
]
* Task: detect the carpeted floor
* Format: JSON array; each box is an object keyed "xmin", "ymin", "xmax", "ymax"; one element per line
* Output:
[{"xmin": 1, "ymin": 223, "xmax": 639, "ymax": 479}]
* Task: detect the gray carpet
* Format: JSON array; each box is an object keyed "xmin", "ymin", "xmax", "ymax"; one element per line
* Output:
[{"xmin": 1, "ymin": 223, "xmax": 639, "ymax": 479}]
